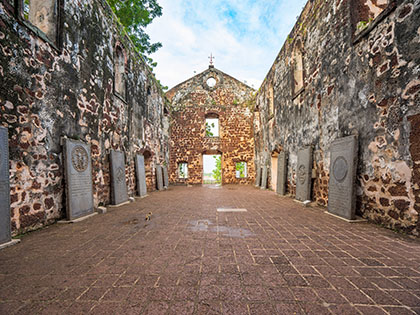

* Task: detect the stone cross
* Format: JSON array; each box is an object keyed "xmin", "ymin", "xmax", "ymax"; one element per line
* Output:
[{"xmin": 209, "ymin": 53, "xmax": 215, "ymax": 66}]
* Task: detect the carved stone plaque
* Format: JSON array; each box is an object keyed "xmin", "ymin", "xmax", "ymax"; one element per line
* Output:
[
  {"xmin": 0, "ymin": 127, "xmax": 11, "ymax": 245},
  {"xmin": 296, "ymin": 147, "xmax": 312, "ymax": 201},
  {"xmin": 260, "ymin": 166, "xmax": 268, "ymax": 189},
  {"xmin": 163, "ymin": 166, "xmax": 169, "ymax": 189},
  {"xmin": 156, "ymin": 165, "xmax": 164, "ymax": 191},
  {"xmin": 255, "ymin": 166, "xmax": 262, "ymax": 187},
  {"xmin": 135, "ymin": 154, "xmax": 147, "ymax": 197},
  {"xmin": 110, "ymin": 150, "xmax": 128, "ymax": 205},
  {"xmin": 328, "ymin": 135, "xmax": 358, "ymax": 220},
  {"xmin": 276, "ymin": 151, "xmax": 288, "ymax": 196},
  {"xmin": 64, "ymin": 138, "xmax": 94, "ymax": 220}
]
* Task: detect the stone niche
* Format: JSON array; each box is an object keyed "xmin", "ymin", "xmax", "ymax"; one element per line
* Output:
[
  {"xmin": 63, "ymin": 138, "xmax": 94, "ymax": 220},
  {"xmin": 296, "ymin": 147, "xmax": 313, "ymax": 201},
  {"xmin": 110, "ymin": 150, "xmax": 128, "ymax": 205},
  {"xmin": 135, "ymin": 154, "xmax": 147, "ymax": 197},
  {"xmin": 276, "ymin": 152, "xmax": 288, "ymax": 196},
  {"xmin": 0, "ymin": 127, "xmax": 11, "ymax": 245},
  {"xmin": 156, "ymin": 165, "xmax": 164, "ymax": 191},
  {"xmin": 328, "ymin": 135, "xmax": 358, "ymax": 220}
]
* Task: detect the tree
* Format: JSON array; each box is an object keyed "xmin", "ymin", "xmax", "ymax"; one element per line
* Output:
[
  {"xmin": 206, "ymin": 122, "xmax": 215, "ymax": 137},
  {"xmin": 212, "ymin": 155, "xmax": 221, "ymax": 184},
  {"xmin": 106, "ymin": 0, "xmax": 162, "ymax": 65}
]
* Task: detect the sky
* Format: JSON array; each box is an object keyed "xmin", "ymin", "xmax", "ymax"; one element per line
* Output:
[{"xmin": 147, "ymin": 0, "xmax": 308, "ymax": 90}]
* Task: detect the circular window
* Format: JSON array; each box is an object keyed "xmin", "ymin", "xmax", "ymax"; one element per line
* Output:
[{"xmin": 206, "ymin": 77, "xmax": 216, "ymax": 88}]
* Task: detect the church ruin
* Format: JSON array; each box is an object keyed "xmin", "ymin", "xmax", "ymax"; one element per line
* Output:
[{"xmin": 0, "ymin": 0, "xmax": 419, "ymax": 244}]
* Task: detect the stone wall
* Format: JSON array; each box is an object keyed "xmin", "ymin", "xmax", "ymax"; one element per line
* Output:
[
  {"xmin": 0, "ymin": 0, "xmax": 169, "ymax": 234},
  {"xmin": 167, "ymin": 66, "xmax": 255, "ymax": 185},
  {"xmin": 255, "ymin": 0, "xmax": 420, "ymax": 234}
]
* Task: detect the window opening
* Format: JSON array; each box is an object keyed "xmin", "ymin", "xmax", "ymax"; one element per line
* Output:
[
  {"xmin": 236, "ymin": 162, "xmax": 247, "ymax": 178},
  {"xmin": 206, "ymin": 77, "xmax": 216, "ymax": 88},
  {"xmin": 178, "ymin": 163, "xmax": 188, "ymax": 179},
  {"xmin": 205, "ymin": 118, "xmax": 219, "ymax": 137},
  {"xmin": 292, "ymin": 45, "xmax": 304, "ymax": 94},
  {"xmin": 22, "ymin": 0, "xmax": 58, "ymax": 43}
]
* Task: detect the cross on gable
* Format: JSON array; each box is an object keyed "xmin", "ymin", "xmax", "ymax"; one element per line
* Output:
[{"xmin": 208, "ymin": 53, "xmax": 215, "ymax": 66}]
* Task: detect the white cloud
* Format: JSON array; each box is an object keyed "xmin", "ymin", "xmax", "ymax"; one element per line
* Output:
[{"xmin": 147, "ymin": 0, "xmax": 307, "ymax": 89}]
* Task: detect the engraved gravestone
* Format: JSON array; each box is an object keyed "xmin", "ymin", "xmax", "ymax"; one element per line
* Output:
[
  {"xmin": 156, "ymin": 165, "xmax": 164, "ymax": 191},
  {"xmin": 260, "ymin": 166, "xmax": 268, "ymax": 189},
  {"xmin": 0, "ymin": 127, "xmax": 11, "ymax": 245},
  {"xmin": 64, "ymin": 138, "xmax": 94, "ymax": 220},
  {"xmin": 163, "ymin": 166, "xmax": 169, "ymax": 189},
  {"xmin": 135, "ymin": 154, "xmax": 147, "ymax": 197},
  {"xmin": 110, "ymin": 150, "xmax": 128, "ymax": 205},
  {"xmin": 296, "ymin": 147, "xmax": 312, "ymax": 201},
  {"xmin": 328, "ymin": 135, "xmax": 358, "ymax": 220},
  {"xmin": 255, "ymin": 166, "xmax": 262, "ymax": 187},
  {"xmin": 276, "ymin": 151, "xmax": 288, "ymax": 195}
]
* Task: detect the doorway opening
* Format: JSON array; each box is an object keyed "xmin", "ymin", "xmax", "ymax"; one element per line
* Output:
[
  {"xmin": 203, "ymin": 154, "xmax": 222, "ymax": 184},
  {"xmin": 271, "ymin": 154, "xmax": 278, "ymax": 191}
]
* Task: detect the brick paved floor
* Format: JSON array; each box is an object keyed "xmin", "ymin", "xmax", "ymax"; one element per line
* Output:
[{"xmin": 1, "ymin": 185, "xmax": 420, "ymax": 315}]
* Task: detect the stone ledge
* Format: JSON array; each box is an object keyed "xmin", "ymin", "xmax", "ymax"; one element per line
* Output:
[
  {"xmin": 324, "ymin": 211, "xmax": 368, "ymax": 223},
  {"xmin": 108, "ymin": 200, "xmax": 131, "ymax": 208},
  {"xmin": 57, "ymin": 212, "xmax": 98, "ymax": 224},
  {"xmin": 0, "ymin": 239, "xmax": 21, "ymax": 250}
]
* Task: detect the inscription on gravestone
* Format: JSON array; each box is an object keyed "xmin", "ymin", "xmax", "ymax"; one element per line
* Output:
[
  {"xmin": 110, "ymin": 150, "xmax": 128, "ymax": 205},
  {"xmin": 156, "ymin": 165, "xmax": 164, "ymax": 191},
  {"xmin": 276, "ymin": 151, "xmax": 288, "ymax": 196},
  {"xmin": 328, "ymin": 135, "xmax": 358, "ymax": 220},
  {"xmin": 163, "ymin": 166, "xmax": 169, "ymax": 189},
  {"xmin": 255, "ymin": 166, "xmax": 262, "ymax": 187},
  {"xmin": 260, "ymin": 166, "xmax": 268, "ymax": 189},
  {"xmin": 135, "ymin": 154, "xmax": 147, "ymax": 197},
  {"xmin": 296, "ymin": 147, "xmax": 312, "ymax": 201},
  {"xmin": 64, "ymin": 138, "xmax": 94, "ymax": 220},
  {"xmin": 0, "ymin": 127, "xmax": 11, "ymax": 245}
]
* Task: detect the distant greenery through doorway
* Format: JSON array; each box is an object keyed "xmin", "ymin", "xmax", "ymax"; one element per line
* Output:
[{"xmin": 203, "ymin": 155, "xmax": 221, "ymax": 184}]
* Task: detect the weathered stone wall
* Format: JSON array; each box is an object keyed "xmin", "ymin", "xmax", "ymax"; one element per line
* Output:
[
  {"xmin": 167, "ymin": 66, "xmax": 255, "ymax": 185},
  {"xmin": 0, "ymin": 0, "xmax": 169, "ymax": 234},
  {"xmin": 255, "ymin": 0, "xmax": 420, "ymax": 234}
]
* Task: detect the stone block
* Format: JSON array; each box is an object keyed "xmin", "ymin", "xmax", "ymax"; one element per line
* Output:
[
  {"xmin": 276, "ymin": 151, "xmax": 288, "ymax": 196},
  {"xmin": 156, "ymin": 165, "xmax": 164, "ymax": 191},
  {"xmin": 255, "ymin": 166, "xmax": 262, "ymax": 187},
  {"xmin": 110, "ymin": 150, "xmax": 128, "ymax": 205},
  {"xmin": 328, "ymin": 135, "xmax": 358, "ymax": 220},
  {"xmin": 135, "ymin": 154, "xmax": 147, "ymax": 197},
  {"xmin": 163, "ymin": 166, "xmax": 169, "ymax": 189},
  {"xmin": 63, "ymin": 138, "xmax": 94, "ymax": 220},
  {"xmin": 260, "ymin": 166, "xmax": 268, "ymax": 189},
  {"xmin": 0, "ymin": 127, "xmax": 11, "ymax": 245},
  {"xmin": 296, "ymin": 147, "xmax": 312, "ymax": 201}
]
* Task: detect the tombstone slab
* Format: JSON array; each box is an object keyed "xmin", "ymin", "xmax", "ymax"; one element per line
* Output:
[
  {"xmin": 156, "ymin": 165, "xmax": 164, "ymax": 191},
  {"xmin": 0, "ymin": 127, "xmax": 11, "ymax": 246},
  {"xmin": 64, "ymin": 138, "xmax": 94, "ymax": 220},
  {"xmin": 296, "ymin": 147, "xmax": 312, "ymax": 201},
  {"xmin": 260, "ymin": 166, "xmax": 268, "ymax": 190},
  {"xmin": 163, "ymin": 166, "xmax": 169, "ymax": 189},
  {"xmin": 276, "ymin": 152, "xmax": 288, "ymax": 196},
  {"xmin": 328, "ymin": 135, "xmax": 358, "ymax": 220},
  {"xmin": 135, "ymin": 154, "xmax": 147, "ymax": 197},
  {"xmin": 255, "ymin": 166, "xmax": 262, "ymax": 187},
  {"xmin": 110, "ymin": 150, "xmax": 128, "ymax": 205}
]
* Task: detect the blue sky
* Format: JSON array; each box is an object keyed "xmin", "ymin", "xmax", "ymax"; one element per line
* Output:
[{"xmin": 147, "ymin": 0, "xmax": 308, "ymax": 89}]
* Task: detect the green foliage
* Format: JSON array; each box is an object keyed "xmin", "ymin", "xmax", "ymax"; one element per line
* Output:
[
  {"xmin": 287, "ymin": 35, "xmax": 293, "ymax": 44},
  {"xmin": 357, "ymin": 18, "xmax": 373, "ymax": 30},
  {"xmin": 106, "ymin": 0, "xmax": 162, "ymax": 64},
  {"xmin": 233, "ymin": 99, "xmax": 239, "ymax": 105},
  {"xmin": 212, "ymin": 156, "xmax": 222, "ymax": 184},
  {"xmin": 206, "ymin": 122, "xmax": 215, "ymax": 137},
  {"xmin": 236, "ymin": 162, "xmax": 246, "ymax": 178},
  {"xmin": 178, "ymin": 163, "xmax": 187, "ymax": 178}
]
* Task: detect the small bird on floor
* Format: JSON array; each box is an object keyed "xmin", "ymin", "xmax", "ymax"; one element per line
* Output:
[{"xmin": 145, "ymin": 212, "xmax": 152, "ymax": 221}]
